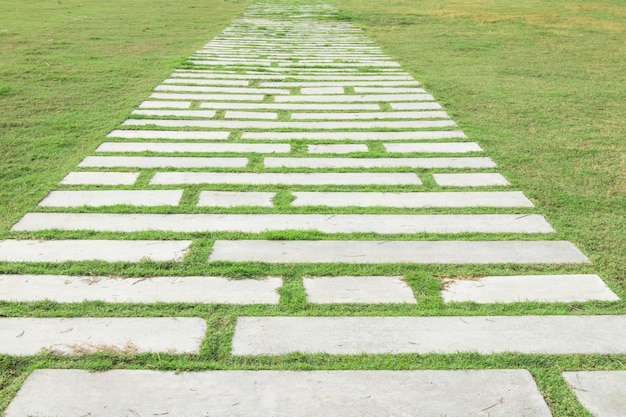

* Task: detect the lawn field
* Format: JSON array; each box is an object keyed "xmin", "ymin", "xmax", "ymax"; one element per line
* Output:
[{"xmin": 0, "ymin": 0, "xmax": 624, "ymax": 415}]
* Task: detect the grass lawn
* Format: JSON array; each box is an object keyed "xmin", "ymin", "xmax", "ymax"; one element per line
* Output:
[{"xmin": 0, "ymin": 0, "xmax": 624, "ymax": 415}]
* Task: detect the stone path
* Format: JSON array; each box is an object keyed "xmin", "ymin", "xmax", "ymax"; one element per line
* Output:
[{"xmin": 3, "ymin": 2, "xmax": 623, "ymax": 416}]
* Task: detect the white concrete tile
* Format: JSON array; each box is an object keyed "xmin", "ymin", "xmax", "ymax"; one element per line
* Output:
[
  {"xmin": 200, "ymin": 102, "xmax": 380, "ymax": 110},
  {"xmin": 138, "ymin": 101, "xmax": 192, "ymax": 109},
  {"xmin": 264, "ymin": 157, "xmax": 495, "ymax": 169},
  {"xmin": 441, "ymin": 274, "xmax": 620, "ymax": 303},
  {"xmin": 132, "ymin": 110, "xmax": 216, "ymax": 118},
  {"xmin": 224, "ymin": 111, "xmax": 278, "ymax": 119},
  {"xmin": 563, "ymin": 371, "xmax": 626, "ymax": 417},
  {"xmin": 154, "ymin": 85, "xmax": 289, "ymax": 94},
  {"xmin": 232, "ymin": 315, "xmax": 626, "ymax": 355},
  {"xmin": 107, "ymin": 130, "xmax": 229, "ymax": 140},
  {"xmin": 307, "ymin": 144, "xmax": 368, "ymax": 154},
  {"xmin": 291, "ymin": 191, "xmax": 534, "ymax": 208},
  {"xmin": 78, "ymin": 156, "xmax": 248, "ymax": 168},
  {"xmin": 384, "ymin": 142, "xmax": 482, "ymax": 153},
  {"xmin": 434, "ymin": 173, "xmax": 509, "ymax": 186},
  {"xmin": 0, "ymin": 240, "xmax": 191, "ymax": 262},
  {"xmin": 260, "ymin": 81, "xmax": 421, "ymax": 87},
  {"xmin": 300, "ymin": 87, "xmax": 345, "ymax": 94},
  {"xmin": 149, "ymin": 93, "xmax": 265, "ymax": 101},
  {"xmin": 291, "ymin": 111, "xmax": 448, "ymax": 120},
  {"xmin": 0, "ymin": 318, "xmax": 206, "ymax": 355},
  {"xmin": 122, "ymin": 119, "xmax": 456, "ymax": 129},
  {"xmin": 209, "ymin": 240, "xmax": 590, "ymax": 264},
  {"xmin": 0, "ymin": 275, "xmax": 281, "ymax": 304},
  {"xmin": 38, "ymin": 190, "xmax": 183, "ymax": 207},
  {"xmin": 242, "ymin": 131, "xmax": 466, "ymax": 140},
  {"xmin": 304, "ymin": 276, "xmax": 416, "ymax": 304},
  {"xmin": 151, "ymin": 172, "xmax": 421, "ymax": 185},
  {"xmin": 391, "ymin": 102, "xmax": 443, "ymax": 110},
  {"xmin": 198, "ymin": 191, "xmax": 275, "ymax": 207},
  {"xmin": 4, "ymin": 369, "xmax": 551, "ymax": 417},
  {"xmin": 162, "ymin": 78, "xmax": 249, "ymax": 86},
  {"xmin": 354, "ymin": 87, "xmax": 425, "ymax": 93},
  {"xmin": 275, "ymin": 94, "xmax": 434, "ymax": 102},
  {"xmin": 95, "ymin": 142, "xmax": 288, "ymax": 153},
  {"xmin": 59, "ymin": 172, "xmax": 139, "ymax": 185}
]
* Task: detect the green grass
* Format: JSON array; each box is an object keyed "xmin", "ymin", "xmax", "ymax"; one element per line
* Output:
[{"xmin": 0, "ymin": 0, "xmax": 625, "ymax": 416}]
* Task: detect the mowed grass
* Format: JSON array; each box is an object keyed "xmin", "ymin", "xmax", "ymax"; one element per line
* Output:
[{"xmin": 0, "ymin": 0, "xmax": 625, "ymax": 416}]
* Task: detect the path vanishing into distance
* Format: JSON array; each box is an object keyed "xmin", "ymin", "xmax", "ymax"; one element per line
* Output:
[{"xmin": 2, "ymin": 2, "xmax": 625, "ymax": 416}]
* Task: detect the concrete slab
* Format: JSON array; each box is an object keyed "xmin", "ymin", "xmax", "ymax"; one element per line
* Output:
[
  {"xmin": 390, "ymin": 102, "xmax": 443, "ymax": 110},
  {"xmin": 3, "ymin": 369, "xmax": 551, "ymax": 417},
  {"xmin": 304, "ymin": 276, "xmax": 416, "ymax": 304},
  {"xmin": 300, "ymin": 87, "xmax": 345, "ymax": 94},
  {"xmin": 107, "ymin": 130, "xmax": 229, "ymax": 140},
  {"xmin": 198, "ymin": 191, "xmax": 275, "ymax": 207},
  {"xmin": 78, "ymin": 156, "xmax": 248, "ymax": 168},
  {"xmin": 224, "ymin": 111, "xmax": 278, "ymax": 120},
  {"xmin": 0, "ymin": 240, "xmax": 191, "ymax": 262},
  {"xmin": 38, "ymin": 190, "xmax": 183, "ymax": 207},
  {"xmin": 354, "ymin": 87, "xmax": 425, "ymax": 93},
  {"xmin": 441, "ymin": 274, "xmax": 620, "ymax": 303},
  {"xmin": 434, "ymin": 173, "xmax": 510, "ymax": 186},
  {"xmin": 153, "ymin": 85, "xmax": 289, "ymax": 94},
  {"xmin": 291, "ymin": 111, "xmax": 449, "ymax": 120},
  {"xmin": 151, "ymin": 172, "xmax": 422, "ymax": 185},
  {"xmin": 209, "ymin": 240, "xmax": 590, "ymax": 264},
  {"xmin": 264, "ymin": 157, "xmax": 495, "ymax": 169},
  {"xmin": 260, "ymin": 81, "xmax": 421, "ymax": 87},
  {"xmin": 275, "ymin": 94, "xmax": 435, "ymax": 102},
  {"xmin": 59, "ymin": 172, "xmax": 139, "ymax": 185},
  {"xmin": 0, "ymin": 318, "xmax": 206, "ymax": 355},
  {"xmin": 291, "ymin": 191, "xmax": 534, "ymax": 208},
  {"xmin": 0, "ymin": 275, "xmax": 281, "ymax": 304},
  {"xmin": 563, "ymin": 371, "xmax": 626, "ymax": 417},
  {"xmin": 232, "ymin": 315, "xmax": 626, "ymax": 355},
  {"xmin": 242, "ymin": 131, "xmax": 467, "ymax": 140},
  {"xmin": 149, "ymin": 93, "xmax": 265, "ymax": 101},
  {"xmin": 176, "ymin": 73, "xmax": 414, "ymax": 81},
  {"xmin": 162, "ymin": 78, "xmax": 250, "ymax": 86},
  {"xmin": 132, "ymin": 110, "xmax": 216, "ymax": 118},
  {"xmin": 138, "ymin": 101, "xmax": 192, "ymax": 109},
  {"xmin": 11, "ymin": 213, "xmax": 555, "ymax": 234},
  {"xmin": 307, "ymin": 144, "xmax": 368, "ymax": 154},
  {"xmin": 384, "ymin": 142, "xmax": 482, "ymax": 153},
  {"xmin": 200, "ymin": 102, "xmax": 380, "ymax": 110},
  {"xmin": 95, "ymin": 142, "xmax": 289, "ymax": 153}
]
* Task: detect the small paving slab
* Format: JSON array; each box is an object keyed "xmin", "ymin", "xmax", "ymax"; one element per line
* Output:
[
  {"xmin": 384, "ymin": 142, "xmax": 482, "ymax": 153},
  {"xmin": 132, "ymin": 109, "xmax": 216, "ymax": 118},
  {"xmin": 301, "ymin": 86, "xmax": 345, "ymax": 94},
  {"xmin": 198, "ymin": 191, "xmax": 275, "ymax": 207},
  {"xmin": 209, "ymin": 240, "xmax": 590, "ymax": 264},
  {"xmin": 291, "ymin": 191, "xmax": 534, "ymax": 208},
  {"xmin": 0, "ymin": 275, "xmax": 281, "ymax": 304},
  {"xmin": 78, "ymin": 156, "xmax": 248, "ymax": 168},
  {"xmin": 304, "ymin": 276, "xmax": 416, "ymax": 304},
  {"xmin": 59, "ymin": 172, "xmax": 139, "ymax": 185},
  {"xmin": 275, "ymin": 93, "xmax": 435, "ymax": 102},
  {"xmin": 390, "ymin": 102, "xmax": 442, "ymax": 110},
  {"xmin": 307, "ymin": 144, "xmax": 368, "ymax": 154},
  {"xmin": 149, "ymin": 93, "xmax": 265, "ymax": 101},
  {"xmin": 442, "ymin": 274, "xmax": 620, "ymax": 303},
  {"xmin": 95, "ymin": 142, "xmax": 289, "ymax": 153},
  {"xmin": 162, "ymin": 78, "xmax": 250, "ymax": 86},
  {"xmin": 563, "ymin": 371, "xmax": 626, "ymax": 417},
  {"xmin": 232, "ymin": 315, "xmax": 626, "ymax": 355},
  {"xmin": 151, "ymin": 172, "xmax": 422, "ymax": 185},
  {"xmin": 434, "ymin": 173, "xmax": 510, "ymax": 186},
  {"xmin": 0, "ymin": 240, "xmax": 191, "ymax": 262},
  {"xmin": 224, "ymin": 111, "xmax": 278, "ymax": 119},
  {"xmin": 139, "ymin": 101, "xmax": 192, "ymax": 108},
  {"xmin": 242, "ymin": 131, "xmax": 467, "ymax": 140},
  {"xmin": 153, "ymin": 85, "xmax": 289, "ymax": 94},
  {"xmin": 354, "ymin": 87, "xmax": 425, "ymax": 93},
  {"xmin": 265, "ymin": 157, "xmax": 495, "ymax": 169},
  {"xmin": 107, "ymin": 130, "xmax": 229, "ymax": 140},
  {"xmin": 38, "ymin": 190, "xmax": 183, "ymax": 207},
  {"xmin": 290, "ymin": 111, "xmax": 449, "ymax": 120},
  {"xmin": 0, "ymin": 317, "xmax": 206, "ymax": 355},
  {"xmin": 4, "ymin": 369, "xmax": 551, "ymax": 417}
]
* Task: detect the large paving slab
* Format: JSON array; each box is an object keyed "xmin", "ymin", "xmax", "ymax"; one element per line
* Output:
[
  {"xmin": 78, "ymin": 156, "xmax": 248, "ymax": 168},
  {"xmin": 149, "ymin": 93, "xmax": 264, "ymax": 101},
  {"xmin": 151, "ymin": 172, "xmax": 422, "ymax": 185},
  {"xmin": 434, "ymin": 173, "xmax": 510, "ymax": 186},
  {"xmin": 132, "ymin": 109, "xmax": 217, "ymax": 118},
  {"xmin": 11, "ymin": 213, "xmax": 555, "ymax": 234},
  {"xmin": 59, "ymin": 172, "xmax": 139, "ymax": 185},
  {"xmin": 231, "ymin": 315, "xmax": 626, "ymax": 355},
  {"xmin": 209, "ymin": 240, "xmax": 590, "ymax": 264},
  {"xmin": 199, "ymin": 102, "xmax": 381, "ymax": 110},
  {"xmin": 0, "ymin": 275, "xmax": 281, "ymax": 304},
  {"xmin": 291, "ymin": 191, "xmax": 534, "ymax": 208},
  {"xmin": 260, "ymin": 81, "xmax": 423, "ymax": 87},
  {"xmin": 38, "ymin": 190, "xmax": 183, "ymax": 207},
  {"xmin": 441, "ymin": 274, "xmax": 620, "ymax": 303},
  {"xmin": 290, "ymin": 111, "xmax": 449, "ymax": 120},
  {"xmin": 562, "ymin": 371, "xmax": 626, "ymax": 417},
  {"xmin": 107, "ymin": 130, "xmax": 229, "ymax": 140},
  {"xmin": 384, "ymin": 142, "xmax": 482, "ymax": 153},
  {"xmin": 274, "ymin": 94, "xmax": 435, "ymax": 102},
  {"xmin": 0, "ymin": 240, "xmax": 191, "ymax": 262},
  {"xmin": 3, "ymin": 369, "xmax": 552, "ymax": 417},
  {"xmin": 198, "ymin": 191, "xmax": 276, "ymax": 207},
  {"xmin": 307, "ymin": 144, "xmax": 368, "ymax": 154},
  {"xmin": 224, "ymin": 110, "xmax": 278, "ymax": 119},
  {"xmin": 95, "ymin": 142, "xmax": 289, "ymax": 153},
  {"xmin": 241, "ymin": 131, "xmax": 467, "ymax": 140},
  {"xmin": 0, "ymin": 318, "xmax": 206, "ymax": 355},
  {"xmin": 264, "ymin": 157, "xmax": 495, "ymax": 168},
  {"xmin": 138, "ymin": 100, "xmax": 192, "ymax": 108},
  {"xmin": 162, "ymin": 78, "xmax": 250, "ymax": 86},
  {"xmin": 153, "ymin": 85, "xmax": 290, "ymax": 94},
  {"xmin": 304, "ymin": 276, "xmax": 417, "ymax": 304}
]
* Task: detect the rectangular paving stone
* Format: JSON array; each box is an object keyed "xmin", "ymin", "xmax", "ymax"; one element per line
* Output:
[
  {"xmin": 291, "ymin": 191, "xmax": 534, "ymax": 208},
  {"xmin": 59, "ymin": 172, "xmax": 139, "ymax": 185},
  {"xmin": 391, "ymin": 102, "xmax": 445, "ymax": 110},
  {"xmin": 200, "ymin": 102, "xmax": 380, "ymax": 110},
  {"xmin": 0, "ymin": 240, "xmax": 191, "ymax": 262},
  {"xmin": 242, "ymin": 131, "xmax": 467, "ymax": 140},
  {"xmin": 209, "ymin": 240, "xmax": 590, "ymax": 264},
  {"xmin": 354, "ymin": 87, "xmax": 426, "ymax": 93},
  {"xmin": 307, "ymin": 144, "xmax": 368, "ymax": 154},
  {"xmin": 162, "ymin": 78, "xmax": 250, "ymax": 86},
  {"xmin": 149, "ymin": 93, "xmax": 265, "ymax": 101},
  {"xmin": 291, "ymin": 111, "xmax": 449, "ymax": 120},
  {"xmin": 38, "ymin": 190, "xmax": 183, "ymax": 207},
  {"xmin": 151, "ymin": 172, "xmax": 422, "ymax": 185},
  {"xmin": 275, "ymin": 94, "xmax": 435, "ymax": 102},
  {"xmin": 260, "ymin": 81, "xmax": 421, "ymax": 87},
  {"xmin": 3, "ymin": 369, "xmax": 552, "ymax": 417},
  {"xmin": 442, "ymin": 274, "xmax": 620, "ymax": 303},
  {"xmin": 563, "ymin": 371, "xmax": 626, "ymax": 417},
  {"xmin": 198, "ymin": 191, "xmax": 276, "ymax": 207},
  {"xmin": 434, "ymin": 173, "xmax": 510, "ymax": 186},
  {"xmin": 138, "ymin": 101, "xmax": 192, "ymax": 109},
  {"xmin": 95, "ymin": 142, "xmax": 289, "ymax": 154},
  {"xmin": 11, "ymin": 213, "xmax": 554, "ymax": 234},
  {"xmin": 384, "ymin": 142, "xmax": 482, "ymax": 153},
  {"xmin": 304, "ymin": 276, "xmax": 417, "ymax": 304},
  {"xmin": 0, "ymin": 275, "xmax": 281, "ymax": 304},
  {"xmin": 265, "ymin": 157, "xmax": 495, "ymax": 169},
  {"xmin": 78, "ymin": 156, "xmax": 248, "ymax": 168},
  {"xmin": 224, "ymin": 111, "xmax": 278, "ymax": 119},
  {"xmin": 154, "ymin": 85, "xmax": 289, "ymax": 94},
  {"xmin": 123, "ymin": 119, "xmax": 456, "ymax": 129},
  {"xmin": 232, "ymin": 315, "xmax": 626, "ymax": 355},
  {"xmin": 0, "ymin": 318, "xmax": 206, "ymax": 355},
  {"xmin": 132, "ymin": 109, "xmax": 216, "ymax": 118},
  {"xmin": 300, "ymin": 86, "xmax": 345, "ymax": 94},
  {"xmin": 107, "ymin": 130, "xmax": 230, "ymax": 140}
]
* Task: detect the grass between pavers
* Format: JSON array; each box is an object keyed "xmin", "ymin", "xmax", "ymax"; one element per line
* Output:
[{"xmin": 0, "ymin": 0, "xmax": 625, "ymax": 416}]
